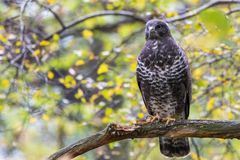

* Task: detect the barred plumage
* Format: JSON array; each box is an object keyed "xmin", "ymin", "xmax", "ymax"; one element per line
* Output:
[{"xmin": 136, "ymin": 19, "xmax": 192, "ymax": 157}]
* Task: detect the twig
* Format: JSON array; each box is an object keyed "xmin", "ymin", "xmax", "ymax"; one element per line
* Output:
[
  {"xmin": 227, "ymin": 7, "xmax": 240, "ymax": 14},
  {"xmin": 35, "ymin": 0, "xmax": 66, "ymax": 29},
  {"xmin": 166, "ymin": 0, "xmax": 240, "ymax": 22},
  {"xmin": 42, "ymin": 0, "xmax": 240, "ymax": 42},
  {"xmin": 48, "ymin": 119, "xmax": 240, "ymax": 160},
  {"xmin": 20, "ymin": 0, "xmax": 31, "ymax": 42},
  {"xmin": 191, "ymin": 138, "xmax": 201, "ymax": 160},
  {"xmin": 44, "ymin": 10, "xmax": 145, "ymax": 40}
]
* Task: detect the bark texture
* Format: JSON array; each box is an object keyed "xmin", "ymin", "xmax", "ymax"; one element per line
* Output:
[{"xmin": 48, "ymin": 120, "xmax": 240, "ymax": 160}]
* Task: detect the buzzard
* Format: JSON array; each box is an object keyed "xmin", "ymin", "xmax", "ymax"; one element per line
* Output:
[{"xmin": 136, "ymin": 19, "xmax": 192, "ymax": 157}]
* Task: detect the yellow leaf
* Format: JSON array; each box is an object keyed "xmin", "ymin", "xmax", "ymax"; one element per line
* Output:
[
  {"xmin": 184, "ymin": 24, "xmax": 192, "ymax": 30},
  {"xmin": 30, "ymin": 117, "xmax": 37, "ymax": 123},
  {"xmin": 81, "ymin": 79, "xmax": 87, "ymax": 84},
  {"xmin": 77, "ymin": 156, "xmax": 87, "ymax": 160},
  {"xmin": 102, "ymin": 116, "xmax": 109, "ymax": 124},
  {"xmin": 218, "ymin": 138, "xmax": 225, "ymax": 143},
  {"xmin": 53, "ymin": 34, "xmax": 60, "ymax": 41},
  {"xmin": 212, "ymin": 108, "xmax": 223, "ymax": 119},
  {"xmin": 66, "ymin": 78, "xmax": 76, "ymax": 88},
  {"xmin": 137, "ymin": 113, "xmax": 144, "ymax": 119},
  {"xmin": 105, "ymin": 108, "xmax": 113, "ymax": 116},
  {"xmin": 75, "ymin": 60, "xmax": 85, "ymax": 66},
  {"xmin": 212, "ymin": 48, "xmax": 222, "ymax": 55},
  {"xmin": 100, "ymin": 89, "xmax": 113, "ymax": 101},
  {"xmin": 0, "ymin": 25, "xmax": 5, "ymax": 31},
  {"xmin": 15, "ymin": 41, "xmax": 22, "ymax": 46},
  {"xmin": 106, "ymin": 4, "xmax": 114, "ymax": 10},
  {"xmin": 97, "ymin": 63, "xmax": 109, "ymax": 74},
  {"xmin": 233, "ymin": 36, "xmax": 240, "ymax": 45},
  {"xmin": 188, "ymin": 0, "xmax": 199, "ymax": 4},
  {"xmin": 89, "ymin": 53, "xmax": 95, "ymax": 60},
  {"xmin": 81, "ymin": 97, "xmax": 86, "ymax": 103},
  {"xmin": 47, "ymin": 71, "xmax": 54, "ymax": 79},
  {"xmin": 82, "ymin": 29, "xmax": 93, "ymax": 39},
  {"xmin": 193, "ymin": 68, "xmax": 203, "ymax": 80},
  {"xmin": 40, "ymin": 40, "xmax": 50, "ymax": 46},
  {"xmin": 115, "ymin": 76, "xmax": 123, "ymax": 86},
  {"xmin": 33, "ymin": 49, "xmax": 41, "ymax": 56},
  {"xmin": 166, "ymin": 11, "xmax": 178, "ymax": 18},
  {"xmin": 130, "ymin": 62, "xmax": 137, "ymax": 72},
  {"xmin": 191, "ymin": 152, "xmax": 199, "ymax": 160},
  {"xmin": 0, "ymin": 34, "xmax": 7, "ymax": 43},
  {"xmin": 59, "ymin": 75, "xmax": 76, "ymax": 88},
  {"xmin": 213, "ymin": 86, "xmax": 222, "ymax": 94},
  {"xmin": 1, "ymin": 79, "xmax": 10, "ymax": 88},
  {"xmin": 220, "ymin": 43, "xmax": 231, "ymax": 50},
  {"xmin": 33, "ymin": 34, "xmax": 38, "ymax": 41},
  {"xmin": 114, "ymin": 86, "xmax": 123, "ymax": 95},
  {"xmin": 207, "ymin": 98, "xmax": 215, "ymax": 110},
  {"xmin": 74, "ymin": 89, "xmax": 84, "ymax": 99},
  {"xmin": 15, "ymin": 48, "xmax": 21, "ymax": 54},
  {"xmin": 47, "ymin": 0, "xmax": 56, "ymax": 5},
  {"xmin": 59, "ymin": 78, "xmax": 64, "ymax": 83},
  {"xmin": 0, "ymin": 105, "xmax": 4, "ymax": 112},
  {"xmin": 42, "ymin": 114, "xmax": 49, "ymax": 121},
  {"xmin": 107, "ymin": 81, "xmax": 114, "ymax": 86},
  {"xmin": 134, "ymin": 0, "xmax": 145, "ymax": 10},
  {"xmin": 90, "ymin": 94, "xmax": 98, "ymax": 103},
  {"xmin": 184, "ymin": 34, "xmax": 218, "ymax": 50},
  {"xmin": 227, "ymin": 111, "xmax": 234, "ymax": 120}
]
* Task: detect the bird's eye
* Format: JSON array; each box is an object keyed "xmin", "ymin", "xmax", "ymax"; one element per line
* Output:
[{"xmin": 155, "ymin": 25, "xmax": 161, "ymax": 30}]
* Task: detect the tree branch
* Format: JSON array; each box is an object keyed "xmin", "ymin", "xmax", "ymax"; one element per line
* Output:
[
  {"xmin": 43, "ymin": 0, "xmax": 240, "ymax": 41},
  {"xmin": 227, "ymin": 7, "xmax": 240, "ymax": 14},
  {"xmin": 166, "ymin": 0, "xmax": 240, "ymax": 22},
  {"xmin": 48, "ymin": 119, "xmax": 240, "ymax": 160},
  {"xmin": 44, "ymin": 10, "xmax": 145, "ymax": 40},
  {"xmin": 35, "ymin": 0, "xmax": 66, "ymax": 29}
]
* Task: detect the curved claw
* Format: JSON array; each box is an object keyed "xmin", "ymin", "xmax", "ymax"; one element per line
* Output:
[
  {"xmin": 162, "ymin": 117, "xmax": 176, "ymax": 125},
  {"xmin": 146, "ymin": 114, "xmax": 161, "ymax": 123}
]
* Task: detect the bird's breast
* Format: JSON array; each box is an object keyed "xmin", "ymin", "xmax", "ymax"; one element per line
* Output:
[{"xmin": 137, "ymin": 54, "xmax": 188, "ymax": 84}]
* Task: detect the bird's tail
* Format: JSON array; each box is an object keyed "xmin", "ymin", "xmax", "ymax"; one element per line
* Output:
[{"xmin": 159, "ymin": 137, "xmax": 190, "ymax": 157}]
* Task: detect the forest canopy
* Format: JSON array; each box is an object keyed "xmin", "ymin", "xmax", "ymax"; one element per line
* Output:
[{"xmin": 1, "ymin": 0, "xmax": 240, "ymax": 160}]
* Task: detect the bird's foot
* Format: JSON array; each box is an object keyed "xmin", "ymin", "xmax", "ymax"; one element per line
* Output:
[
  {"xmin": 136, "ymin": 118, "xmax": 147, "ymax": 124},
  {"xmin": 135, "ymin": 114, "xmax": 159, "ymax": 125},
  {"xmin": 146, "ymin": 114, "xmax": 161, "ymax": 123},
  {"xmin": 162, "ymin": 117, "xmax": 175, "ymax": 125}
]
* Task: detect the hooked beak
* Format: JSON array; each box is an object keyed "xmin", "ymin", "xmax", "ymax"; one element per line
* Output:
[
  {"xmin": 149, "ymin": 26, "xmax": 154, "ymax": 33},
  {"xmin": 149, "ymin": 26, "xmax": 156, "ymax": 37}
]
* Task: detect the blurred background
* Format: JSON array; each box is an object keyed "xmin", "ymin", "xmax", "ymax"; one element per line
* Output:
[{"xmin": 0, "ymin": 0, "xmax": 240, "ymax": 159}]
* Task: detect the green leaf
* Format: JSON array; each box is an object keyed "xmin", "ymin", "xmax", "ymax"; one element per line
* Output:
[{"xmin": 199, "ymin": 9, "xmax": 232, "ymax": 39}]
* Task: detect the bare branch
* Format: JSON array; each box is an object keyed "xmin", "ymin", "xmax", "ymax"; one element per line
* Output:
[
  {"xmin": 20, "ymin": 0, "xmax": 31, "ymax": 41},
  {"xmin": 42, "ymin": 0, "xmax": 240, "ymax": 42},
  {"xmin": 44, "ymin": 10, "xmax": 145, "ymax": 40},
  {"xmin": 227, "ymin": 7, "xmax": 240, "ymax": 14},
  {"xmin": 48, "ymin": 120, "xmax": 240, "ymax": 160},
  {"xmin": 167, "ymin": 0, "xmax": 240, "ymax": 22},
  {"xmin": 35, "ymin": 0, "xmax": 66, "ymax": 29},
  {"xmin": 191, "ymin": 138, "xmax": 201, "ymax": 160}
]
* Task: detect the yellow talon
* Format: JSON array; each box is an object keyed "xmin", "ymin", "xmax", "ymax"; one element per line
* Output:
[
  {"xmin": 162, "ymin": 117, "xmax": 175, "ymax": 125},
  {"xmin": 146, "ymin": 114, "xmax": 161, "ymax": 123}
]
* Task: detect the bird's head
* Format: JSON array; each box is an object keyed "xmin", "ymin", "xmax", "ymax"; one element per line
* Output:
[{"xmin": 145, "ymin": 19, "xmax": 171, "ymax": 40}]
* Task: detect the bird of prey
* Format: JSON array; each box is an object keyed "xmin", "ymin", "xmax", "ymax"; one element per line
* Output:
[{"xmin": 136, "ymin": 19, "xmax": 192, "ymax": 157}]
